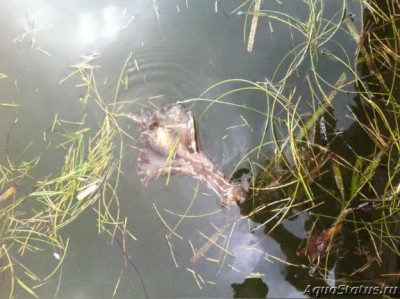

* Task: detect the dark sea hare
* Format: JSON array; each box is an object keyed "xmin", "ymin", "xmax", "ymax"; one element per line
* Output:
[{"xmin": 130, "ymin": 104, "xmax": 247, "ymax": 205}]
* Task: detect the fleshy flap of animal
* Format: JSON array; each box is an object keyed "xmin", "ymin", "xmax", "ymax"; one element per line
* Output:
[
  {"xmin": 132, "ymin": 104, "xmax": 198, "ymax": 185},
  {"xmin": 129, "ymin": 103, "xmax": 247, "ymax": 205}
]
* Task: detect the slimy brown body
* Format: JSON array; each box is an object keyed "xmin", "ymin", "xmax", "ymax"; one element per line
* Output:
[{"xmin": 131, "ymin": 104, "xmax": 247, "ymax": 205}]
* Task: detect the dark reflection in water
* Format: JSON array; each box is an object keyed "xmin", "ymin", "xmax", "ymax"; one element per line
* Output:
[
  {"xmin": 335, "ymin": 0, "xmax": 400, "ymax": 287},
  {"xmin": 231, "ymin": 277, "xmax": 269, "ymax": 298}
]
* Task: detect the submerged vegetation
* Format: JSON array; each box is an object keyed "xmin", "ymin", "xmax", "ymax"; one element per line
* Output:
[
  {"xmin": 1, "ymin": 0, "xmax": 400, "ymax": 297},
  {"xmin": 0, "ymin": 54, "xmax": 137, "ymax": 297},
  {"xmin": 227, "ymin": 0, "xmax": 400, "ymax": 291}
]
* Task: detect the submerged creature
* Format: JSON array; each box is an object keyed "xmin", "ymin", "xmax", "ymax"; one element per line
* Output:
[
  {"xmin": 296, "ymin": 208, "xmax": 353, "ymax": 261},
  {"xmin": 0, "ymin": 185, "xmax": 18, "ymax": 203},
  {"xmin": 129, "ymin": 103, "xmax": 247, "ymax": 205}
]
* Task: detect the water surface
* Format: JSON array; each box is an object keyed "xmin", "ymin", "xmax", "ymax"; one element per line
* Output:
[{"xmin": 0, "ymin": 0, "xmax": 363, "ymax": 297}]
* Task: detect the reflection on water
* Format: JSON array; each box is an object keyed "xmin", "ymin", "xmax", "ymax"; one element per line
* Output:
[
  {"xmin": 232, "ymin": 277, "xmax": 269, "ymax": 298},
  {"xmin": 0, "ymin": 0, "xmax": 365, "ymax": 298}
]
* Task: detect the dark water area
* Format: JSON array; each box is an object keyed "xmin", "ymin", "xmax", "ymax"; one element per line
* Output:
[{"xmin": 3, "ymin": 0, "xmax": 396, "ymax": 298}]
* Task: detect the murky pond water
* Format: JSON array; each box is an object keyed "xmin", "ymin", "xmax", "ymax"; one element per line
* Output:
[{"xmin": 0, "ymin": 1, "xmax": 378, "ymax": 298}]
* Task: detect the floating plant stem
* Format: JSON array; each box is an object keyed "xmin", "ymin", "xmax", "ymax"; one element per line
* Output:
[{"xmin": 247, "ymin": 0, "xmax": 261, "ymax": 52}]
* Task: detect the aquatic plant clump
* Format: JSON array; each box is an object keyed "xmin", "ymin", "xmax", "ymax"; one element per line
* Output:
[
  {"xmin": 0, "ymin": 114, "xmax": 131, "ymax": 297},
  {"xmin": 231, "ymin": 0, "xmax": 400, "ymax": 289},
  {"xmin": 0, "ymin": 52, "xmax": 138, "ymax": 297}
]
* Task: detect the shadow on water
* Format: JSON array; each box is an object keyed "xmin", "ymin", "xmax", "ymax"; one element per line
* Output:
[{"xmin": 232, "ymin": 277, "xmax": 269, "ymax": 298}]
